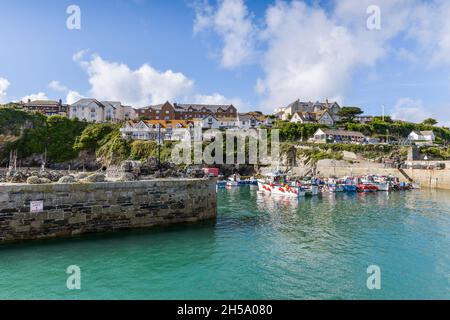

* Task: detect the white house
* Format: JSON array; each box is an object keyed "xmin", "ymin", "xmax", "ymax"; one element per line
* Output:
[
  {"xmin": 237, "ymin": 113, "xmax": 259, "ymax": 130},
  {"xmin": 316, "ymin": 111, "xmax": 335, "ymax": 126},
  {"xmin": 194, "ymin": 115, "xmax": 220, "ymax": 129},
  {"xmin": 274, "ymin": 99, "xmax": 341, "ymax": 122},
  {"xmin": 217, "ymin": 117, "xmax": 239, "ymax": 129},
  {"xmin": 69, "ymin": 99, "xmax": 137, "ymax": 122},
  {"xmin": 291, "ymin": 112, "xmax": 313, "ymax": 124},
  {"xmin": 408, "ymin": 131, "xmax": 435, "ymax": 145},
  {"xmin": 69, "ymin": 99, "xmax": 105, "ymax": 122},
  {"xmin": 312, "ymin": 128, "xmax": 366, "ymax": 144},
  {"xmin": 120, "ymin": 120, "xmax": 195, "ymax": 141},
  {"xmin": 290, "ymin": 110, "xmax": 335, "ymax": 126}
]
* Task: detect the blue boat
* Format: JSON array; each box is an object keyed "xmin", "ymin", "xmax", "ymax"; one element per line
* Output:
[{"xmin": 343, "ymin": 184, "xmax": 357, "ymax": 192}]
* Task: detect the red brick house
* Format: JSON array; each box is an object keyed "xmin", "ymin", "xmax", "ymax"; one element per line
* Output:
[{"xmin": 135, "ymin": 101, "xmax": 237, "ymax": 121}]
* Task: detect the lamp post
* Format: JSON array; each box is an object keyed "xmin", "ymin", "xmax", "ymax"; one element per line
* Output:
[{"xmin": 157, "ymin": 124, "xmax": 161, "ymax": 170}]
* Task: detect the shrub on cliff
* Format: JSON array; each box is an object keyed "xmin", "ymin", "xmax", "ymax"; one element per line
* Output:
[
  {"xmin": 130, "ymin": 140, "xmax": 179, "ymax": 163},
  {"xmin": 5, "ymin": 115, "xmax": 87, "ymax": 163},
  {"xmin": 130, "ymin": 140, "xmax": 158, "ymax": 160},
  {"xmin": 73, "ymin": 123, "xmax": 117, "ymax": 152},
  {"xmin": 0, "ymin": 108, "xmax": 46, "ymax": 136},
  {"xmin": 273, "ymin": 122, "xmax": 327, "ymax": 141},
  {"xmin": 96, "ymin": 129, "xmax": 131, "ymax": 164},
  {"xmin": 420, "ymin": 146, "xmax": 450, "ymax": 160}
]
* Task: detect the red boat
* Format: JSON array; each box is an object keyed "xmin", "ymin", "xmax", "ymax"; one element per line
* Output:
[{"xmin": 357, "ymin": 183, "xmax": 379, "ymax": 192}]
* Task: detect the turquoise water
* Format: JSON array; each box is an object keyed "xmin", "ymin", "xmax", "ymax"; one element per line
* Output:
[{"xmin": 1, "ymin": 187, "xmax": 449, "ymax": 299}]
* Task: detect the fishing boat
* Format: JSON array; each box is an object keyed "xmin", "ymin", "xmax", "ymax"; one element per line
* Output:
[
  {"xmin": 257, "ymin": 172, "xmax": 306, "ymax": 197},
  {"xmin": 324, "ymin": 178, "xmax": 345, "ymax": 192},
  {"xmin": 342, "ymin": 177, "xmax": 358, "ymax": 192},
  {"xmin": 343, "ymin": 184, "xmax": 358, "ymax": 192},
  {"xmin": 372, "ymin": 175, "xmax": 391, "ymax": 191},
  {"xmin": 303, "ymin": 184, "xmax": 320, "ymax": 196},
  {"xmin": 217, "ymin": 180, "xmax": 227, "ymax": 188},
  {"xmin": 357, "ymin": 183, "xmax": 379, "ymax": 192},
  {"xmin": 226, "ymin": 173, "xmax": 241, "ymax": 187},
  {"xmin": 357, "ymin": 176, "xmax": 380, "ymax": 192}
]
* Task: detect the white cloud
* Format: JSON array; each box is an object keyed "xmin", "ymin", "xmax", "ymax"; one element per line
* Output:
[
  {"xmin": 194, "ymin": 93, "xmax": 246, "ymax": 108},
  {"xmin": 192, "ymin": 0, "xmax": 450, "ymax": 115},
  {"xmin": 48, "ymin": 80, "xmax": 68, "ymax": 92},
  {"xmin": 406, "ymin": 1, "xmax": 450, "ymax": 66},
  {"xmin": 74, "ymin": 52, "xmax": 194, "ymax": 107},
  {"xmin": 0, "ymin": 77, "xmax": 10, "ymax": 103},
  {"xmin": 66, "ymin": 90, "xmax": 86, "ymax": 104},
  {"xmin": 255, "ymin": 0, "xmax": 416, "ymax": 110},
  {"xmin": 391, "ymin": 97, "xmax": 450, "ymax": 126},
  {"xmin": 71, "ymin": 51, "xmax": 247, "ymax": 108},
  {"xmin": 391, "ymin": 98, "xmax": 430, "ymax": 123},
  {"xmin": 21, "ymin": 92, "xmax": 48, "ymax": 102},
  {"xmin": 193, "ymin": 0, "xmax": 255, "ymax": 68}
]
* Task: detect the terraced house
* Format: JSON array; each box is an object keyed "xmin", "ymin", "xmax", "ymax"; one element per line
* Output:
[
  {"xmin": 21, "ymin": 99, "xmax": 68, "ymax": 116},
  {"xmin": 273, "ymin": 99, "xmax": 341, "ymax": 123},
  {"xmin": 135, "ymin": 101, "xmax": 237, "ymax": 121},
  {"xmin": 68, "ymin": 99, "xmax": 136, "ymax": 122},
  {"xmin": 120, "ymin": 119, "xmax": 196, "ymax": 141}
]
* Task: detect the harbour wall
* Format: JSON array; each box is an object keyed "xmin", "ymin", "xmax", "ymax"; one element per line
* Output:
[
  {"xmin": 262, "ymin": 160, "xmax": 450, "ymax": 190},
  {"xmin": 0, "ymin": 179, "xmax": 217, "ymax": 242},
  {"xmin": 315, "ymin": 160, "xmax": 450, "ymax": 190}
]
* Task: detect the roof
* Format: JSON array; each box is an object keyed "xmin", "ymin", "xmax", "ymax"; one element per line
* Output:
[
  {"xmin": 128, "ymin": 119, "xmax": 195, "ymax": 129},
  {"xmin": 173, "ymin": 103, "xmax": 234, "ymax": 112},
  {"xmin": 285, "ymin": 99, "xmax": 340, "ymax": 113},
  {"xmin": 101, "ymin": 101, "xmax": 122, "ymax": 109},
  {"xmin": 216, "ymin": 116, "xmax": 238, "ymax": 121},
  {"xmin": 318, "ymin": 129, "xmax": 366, "ymax": 138},
  {"xmin": 70, "ymin": 99, "xmax": 105, "ymax": 108},
  {"xmin": 24, "ymin": 100, "xmax": 61, "ymax": 106},
  {"xmin": 293, "ymin": 111, "xmax": 332, "ymax": 122},
  {"xmin": 420, "ymin": 130, "xmax": 434, "ymax": 136},
  {"xmin": 238, "ymin": 113, "xmax": 258, "ymax": 121}
]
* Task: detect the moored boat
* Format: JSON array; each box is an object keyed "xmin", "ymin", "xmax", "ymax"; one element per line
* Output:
[
  {"xmin": 357, "ymin": 183, "xmax": 379, "ymax": 192},
  {"xmin": 257, "ymin": 172, "xmax": 306, "ymax": 198}
]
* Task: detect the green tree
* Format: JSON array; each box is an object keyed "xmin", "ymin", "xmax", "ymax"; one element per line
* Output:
[
  {"xmin": 422, "ymin": 118, "xmax": 438, "ymax": 126},
  {"xmin": 338, "ymin": 107, "xmax": 364, "ymax": 123}
]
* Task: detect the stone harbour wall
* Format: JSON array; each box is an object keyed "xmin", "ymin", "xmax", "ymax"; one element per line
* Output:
[
  {"xmin": 315, "ymin": 161, "xmax": 450, "ymax": 190},
  {"xmin": 0, "ymin": 179, "xmax": 217, "ymax": 242}
]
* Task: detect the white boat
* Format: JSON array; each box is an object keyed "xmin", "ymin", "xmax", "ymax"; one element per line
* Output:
[
  {"xmin": 257, "ymin": 172, "xmax": 306, "ymax": 198},
  {"xmin": 226, "ymin": 173, "xmax": 241, "ymax": 187},
  {"xmin": 374, "ymin": 182, "xmax": 390, "ymax": 191},
  {"xmin": 303, "ymin": 184, "xmax": 320, "ymax": 196}
]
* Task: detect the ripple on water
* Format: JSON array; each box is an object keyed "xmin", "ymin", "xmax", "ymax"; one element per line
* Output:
[{"xmin": 0, "ymin": 187, "xmax": 449, "ymax": 299}]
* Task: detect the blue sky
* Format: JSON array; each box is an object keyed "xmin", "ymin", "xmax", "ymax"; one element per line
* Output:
[{"xmin": 1, "ymin": 0, "xmax": 450, "ymax": 125}]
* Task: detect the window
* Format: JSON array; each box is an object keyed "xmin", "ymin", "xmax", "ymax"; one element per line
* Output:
[{"xmin": 166, "ymin": 110, "xmax": 169, "ymax": 114}]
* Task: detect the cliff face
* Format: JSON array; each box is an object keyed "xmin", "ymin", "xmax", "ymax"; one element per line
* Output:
[{"xmin": 0, "ymin": 108, "xmax": 88, "ymax": 166}]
